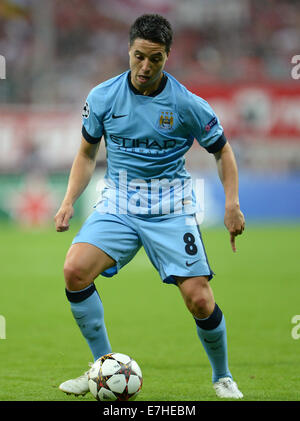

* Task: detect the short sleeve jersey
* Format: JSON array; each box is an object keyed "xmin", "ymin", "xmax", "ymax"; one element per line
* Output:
[{"xmin": 82, "ymin": 70, "xmax": 226, "ymax": 216}]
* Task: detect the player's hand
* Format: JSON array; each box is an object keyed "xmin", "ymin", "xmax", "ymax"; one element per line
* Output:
[
  {"xmin": 224, "ymin": 204, "xmax": 245, "ymax": 252},
  {"xmin": 54, "ymin": 203, "xmax": 74, "ymax": 232}
]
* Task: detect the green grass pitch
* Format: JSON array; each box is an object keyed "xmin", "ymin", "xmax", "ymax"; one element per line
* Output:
[{"xmin": 0, "ymin": 221, "xmax": 299, "ymax": 401}]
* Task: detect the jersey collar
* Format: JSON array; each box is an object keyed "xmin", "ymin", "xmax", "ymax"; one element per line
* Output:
[{"xmin": 127, "ymin": 71, "xmax": 168, "ymax": 97}]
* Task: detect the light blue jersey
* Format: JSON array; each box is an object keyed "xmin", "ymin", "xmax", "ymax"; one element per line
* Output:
[{"xmin": 82, "ymin": 70, "xmax": 226, "ymax": 216}]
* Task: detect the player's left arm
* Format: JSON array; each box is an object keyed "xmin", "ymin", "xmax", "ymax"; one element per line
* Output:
[{"xmin": 214, "ymin": 142, "xmax": 245, "ymax": 252}]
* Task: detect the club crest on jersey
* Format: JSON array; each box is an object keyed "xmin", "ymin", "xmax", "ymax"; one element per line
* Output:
[
  {"xmin": 158, "ymin": 111, "xmax": 174, "ymax": 130},
  {"xmin": 82, "ymin": 101, "xmax": 90, "ymax": 119}
]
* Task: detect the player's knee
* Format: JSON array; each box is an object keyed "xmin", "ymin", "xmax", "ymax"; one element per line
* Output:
[
  {"xmin": 187, "ymin": 295, "xmax": 210, "ymax": 315},
  {"xmin": 179, "ymin": 276, "xmax": 213, "ymax": 316},
  {"xmin": 63, "ymin": 261, "xmax": 90, "ymax": 291}
]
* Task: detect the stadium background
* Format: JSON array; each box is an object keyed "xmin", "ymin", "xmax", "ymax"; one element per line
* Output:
[
  {"xmin": 1, "ymin": 0, "xmax": 300, "ymax": 226},
  {"xmin": 0, "ymin": 0, "xmax": 300, "ymax": 402}
]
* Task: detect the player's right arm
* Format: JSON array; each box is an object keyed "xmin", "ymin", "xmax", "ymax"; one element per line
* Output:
[{"xmin": 54, "ymin": 137, "xmax": 100, "ymax": 232}]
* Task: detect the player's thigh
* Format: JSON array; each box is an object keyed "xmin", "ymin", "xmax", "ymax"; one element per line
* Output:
[
  {"xmin": 65, "ymin": 211, "xmax": 141, "ymax": 289},
  {"xmin": 64, "ymin": 242, "xmax": 115, "ymax": 285}
]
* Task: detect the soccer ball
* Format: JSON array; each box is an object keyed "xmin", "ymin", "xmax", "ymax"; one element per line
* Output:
[{"xmin": 88, "ymin": 353, "xmax": 143, "ymax": 401}]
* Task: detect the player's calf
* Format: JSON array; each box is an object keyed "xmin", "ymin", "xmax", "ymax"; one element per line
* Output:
[{"xmin": 62, "ymin": 244, "xmax": 113, "ymax": 363}]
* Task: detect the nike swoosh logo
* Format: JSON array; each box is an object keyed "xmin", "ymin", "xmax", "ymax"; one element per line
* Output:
[
  {"xmin": 186, "ymin": 259, "xmax": 200, "ymax": 267},
  {"xmin": 204, "ymin": 335, "xmax": 222, "ymax": 344},
  {"xmin": 112, "ymin": 114, "xmax": 127, "ymax": 119}
]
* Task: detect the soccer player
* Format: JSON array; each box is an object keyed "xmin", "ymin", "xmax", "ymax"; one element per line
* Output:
[{"xmin": 55, "ymin": 14, "xmax": 245, "ymax": 399}]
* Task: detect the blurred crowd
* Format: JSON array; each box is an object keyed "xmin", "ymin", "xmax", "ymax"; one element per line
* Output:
[{"xmin": 0, "ymin": 0, "xmax": 299, "ymax": 104}]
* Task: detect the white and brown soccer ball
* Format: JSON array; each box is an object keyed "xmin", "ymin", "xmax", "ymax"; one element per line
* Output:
[{"xmin": 88, "ymin": 353, "xmax": 143, "ymax": 401}]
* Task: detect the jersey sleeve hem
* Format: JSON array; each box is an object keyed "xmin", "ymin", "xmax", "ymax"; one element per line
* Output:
[
  {"xmin": 204, "ymin": 133, "xmax": 227, "ymax": 153},
  {"xmin": 82, "ymin": 125, "xmax": 101, "ymax": 144}
]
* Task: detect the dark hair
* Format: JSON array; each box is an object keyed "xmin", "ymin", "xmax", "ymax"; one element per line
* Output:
[{"xmin": 129, "ymin": 14, "xmax": 173, "ymax": 54}]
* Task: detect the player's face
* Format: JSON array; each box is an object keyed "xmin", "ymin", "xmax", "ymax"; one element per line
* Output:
[{"xmin": 129, "ymin": 38, "xmax": 169, "ymax": 95}]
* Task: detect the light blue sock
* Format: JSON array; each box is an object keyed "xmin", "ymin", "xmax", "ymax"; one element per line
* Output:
[
  {"xmin": 66, "ymin": 283, "xmax": 111, "ymax": 361},
  {"xmin": 195, "ymin": 303, "xmax": 232, "ymax": 383}
]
